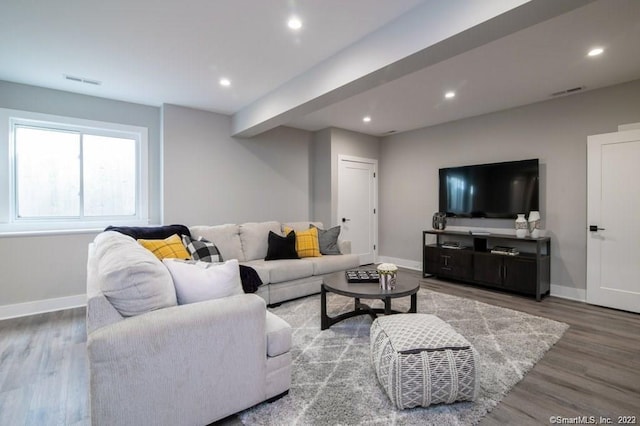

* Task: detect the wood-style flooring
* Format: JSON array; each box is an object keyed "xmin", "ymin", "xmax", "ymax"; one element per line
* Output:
[{"xmin": 0, "ymin": 269, "xmax": 638, "ymax": 425}]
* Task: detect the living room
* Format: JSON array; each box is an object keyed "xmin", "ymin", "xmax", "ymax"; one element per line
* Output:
[{"xmin": 1, "ymin": 0, "xmax": 639, "ymax": 425}]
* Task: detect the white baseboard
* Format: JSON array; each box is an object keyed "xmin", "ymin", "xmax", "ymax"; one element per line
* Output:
[
  {"xmin": 0, "ymin": 294, "xmax": 86, "ymax": 320},
  {"xmin": 377, "ymin": 256, "xmax": 422, "ymax": 272},
  {"xmin": 550, "ymin": 284, "xmax": 586, "ymax": 302}
]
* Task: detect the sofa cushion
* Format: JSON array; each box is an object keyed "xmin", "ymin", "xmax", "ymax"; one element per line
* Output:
[
  {"xmin": 94, "ymin": 231, "xmax": 177, "ymax": 317},
  {"xmin": 265, "ymin": 311, "xmax": 292, "ymax": 357},
  {"xmin": 284, "ymin": 226, "xmax": 321, "ymax": 258},
  {"xmin": 190, "ymin": 224, "xmax": 245, "ymax": 261},
  {"xmin": 138, "ymin": 234, "xmax": 191, "ymax": 260},
  {"xmin": 104, "ymin": 224, "xmax": 191, "ymax": 240},
  {"xmin": 241, "ymin": 260, "xmax": 271, "ymax": 285},
  {"xmin": 239, "ymin": 221, "xmax": 281, "ymax": 261},
  {"xmin": 307, "ymin": 253, "xmax": 360, "ymax": 275},
  {"xmin": 265, "ymin": 231, "xmax": 299, "ymax": 261},
  {"xmin": 163, "ymin": 259, "xmax": 243, "ymax": 304},
  {"xmin": 311, "ymin": 224, "xmax": 342, "ymax": 255},
  {"xmin": 257, "ymin": 258, "xmax": 314, "ymax": 283},
  {"xmin": 181, "ymin": 235, "xmax": 222, "ymax": 262}
]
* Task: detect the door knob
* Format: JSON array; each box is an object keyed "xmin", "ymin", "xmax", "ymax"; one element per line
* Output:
[
  {"xmin": 589, "ymin": 225, "xmax": 605, "ymax": 232},
  {"xmin": 342, "ymin": 218, "xmax": 351, "ymax": 223}
]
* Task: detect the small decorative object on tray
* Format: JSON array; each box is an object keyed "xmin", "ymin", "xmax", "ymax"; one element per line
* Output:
[
  {"xmin": 442, "ymin": 241, "xmax": 464, "ymax": 249},
  {"xmin": 345, "ymin": 269, "xmax": 380, "ymax": 283},
  {"xmin": 490, "ymin": 246, "xmax": 520, "ymax": 256},
  {"xmin": 377, "ymin": 263, "xmax": 398, "ymax": 290}
]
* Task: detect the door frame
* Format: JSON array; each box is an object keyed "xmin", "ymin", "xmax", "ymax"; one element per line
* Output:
[{"xmin": 337, "ymin": 154, "xmax": 378, "ymax": 264}]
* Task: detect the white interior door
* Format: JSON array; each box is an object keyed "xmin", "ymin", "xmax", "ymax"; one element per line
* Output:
[
  {"xmin": 586, "ymin": 129, "xmax": 640, "ymax": 313},
  {"xmin": 338, "ymin": 156, "xmax": 377, "ymax": 265}
]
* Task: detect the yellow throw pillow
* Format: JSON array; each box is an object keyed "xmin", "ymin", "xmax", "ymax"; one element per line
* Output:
[
  {"xmin": 138, "ymin": 234, "xmax": 191, "ymax": 260},
  {"xmin": 283, "ymin": 226, "xmax": 321, "ymax": 258}
]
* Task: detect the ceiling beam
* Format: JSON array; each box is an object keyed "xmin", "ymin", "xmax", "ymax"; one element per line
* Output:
[{"xmin": 231, "ymin": 0, "xmax": 593, "ymax": 138}]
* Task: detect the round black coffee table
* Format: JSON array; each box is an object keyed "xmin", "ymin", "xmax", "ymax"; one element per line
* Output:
[{"xmin": 321, "ymin": 271, "xmax": 420, "ymax": 330}]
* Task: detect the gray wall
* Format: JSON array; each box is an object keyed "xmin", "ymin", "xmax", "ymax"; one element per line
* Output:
[
  {"xmin": 379, "ymin": 79, "xmax": 640, "ymax": 294},
  {"xmin": 312, "ymin": 129, "xmax": 332, "ymax": 226},
  {"xmin": 0, "ymin": 81, "xmax": 161, "ymax": 307},
  {"xmin": 162, "ymin": 104, "xmax": 313, "ymax": 225}
]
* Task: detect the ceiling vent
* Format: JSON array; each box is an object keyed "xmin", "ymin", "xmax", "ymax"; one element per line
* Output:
[
  {"xmin": 64, "ymin": 74, "xmax": 102, "ymax": 86},
  {"xmin": 551, "ymin": 86, "xmax": 584, "ymax": 97}
]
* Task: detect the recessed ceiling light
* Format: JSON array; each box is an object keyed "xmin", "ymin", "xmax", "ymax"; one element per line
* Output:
[
  {"xmin": 363, "ymin": 116, "xmax": 371, "ymax": 123},
  {"xmin": 219, "ymin": 78, "xmax": 231, "ymax": 87},
  {"xmin": 288, "ymin": 16, "xmax": 302, "ymax": 30},
  {"xmin": 587, "ymin": 47, "xmax": 604, "ymax": 57},
  {"xmin": 444, "ymin": 91, "xmax": 456, "ymax": 99}
]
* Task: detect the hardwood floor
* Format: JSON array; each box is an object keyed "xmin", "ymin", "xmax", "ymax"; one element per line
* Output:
[
  {"xmin": 412, "ymin": 270, "xmax": 640, "ymax": 426},
  {"xmin": 0, "ymin": 308, "xmax": 89, "ymax": 425},
  {"xmin": 0, "ymin": 271, "xmax": 638, "ymax": 425}
]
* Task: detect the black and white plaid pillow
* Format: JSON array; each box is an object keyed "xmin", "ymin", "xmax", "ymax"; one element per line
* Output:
[{"xmin": 181, "ymin": 235, "xmax": 222, "ymax": 263}]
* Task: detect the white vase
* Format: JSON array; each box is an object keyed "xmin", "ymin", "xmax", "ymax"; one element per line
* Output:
[
  {"xmin": 515, "ymin": 214, "xmax": 527, "ymax": 238},
  {"xmin": 528, "ymin": 211, "xmax": 541, "ymax": 238}
]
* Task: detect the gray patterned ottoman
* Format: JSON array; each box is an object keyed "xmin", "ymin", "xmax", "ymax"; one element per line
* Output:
[{"xmin": 370, "ymin": 313, "xmax": 478, "ymax": 409}]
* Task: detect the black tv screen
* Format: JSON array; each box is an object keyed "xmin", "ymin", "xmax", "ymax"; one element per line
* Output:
[{"xmin": 439, "ymin": 159, "xmax": 539, "ymax": 218}]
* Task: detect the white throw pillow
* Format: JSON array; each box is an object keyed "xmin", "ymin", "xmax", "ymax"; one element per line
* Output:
[{"xmin": 163, "ymin": 258, "xmax": 243, "ymax": 305}]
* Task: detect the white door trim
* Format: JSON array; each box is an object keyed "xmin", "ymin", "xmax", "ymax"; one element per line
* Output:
[{"xmin": 337, "ymin": 154, "xmax": 378, "ymax": 264}]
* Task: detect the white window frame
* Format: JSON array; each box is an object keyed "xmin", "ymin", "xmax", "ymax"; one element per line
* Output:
[{"xmin": 0, "ymin": 108, "xmax": 149, "ymax": 234}]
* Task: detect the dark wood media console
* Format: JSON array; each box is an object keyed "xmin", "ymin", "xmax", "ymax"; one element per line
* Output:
[{"xmin": 423, "ymin": 230, "xmax": 551, "ymax": 301}]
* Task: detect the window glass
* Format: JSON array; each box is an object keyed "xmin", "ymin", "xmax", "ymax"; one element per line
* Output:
[
  {"xmin": 15, "ymin": 126, "xmax": 80, "ymax": 218},
  {"xmin": 83, "ymin": 135, "xmax": 136, "ymax": 217}
]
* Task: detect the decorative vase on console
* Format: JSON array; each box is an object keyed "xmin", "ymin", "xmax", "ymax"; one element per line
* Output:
[
  {"xmin": 515, "ymin": 214, "xmax": 527, "ymax": 238},
  {"xmin": 528, "ymin": 211, "xmax": 541, "ymax": 238}
]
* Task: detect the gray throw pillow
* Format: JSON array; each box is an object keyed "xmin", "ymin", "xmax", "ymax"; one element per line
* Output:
[{"xmin": 310, "ymin": 225, "xmax": 341, "ymax": 255}]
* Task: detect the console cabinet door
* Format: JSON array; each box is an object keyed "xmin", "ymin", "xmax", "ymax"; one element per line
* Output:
[
  {"xmin": 445, "ymin": 250, "xmax": 473, "ymax": 280},
  {"xmin": 503, "ymin": 257, "xmax": 537, "ymax": 295},
  {"xmin": 424, "ymin": 246, "xmax": 441, "ymax": 276},
  {"xmin": 473, "ymin": 254, "xmax": 503, "ymax": 286}
]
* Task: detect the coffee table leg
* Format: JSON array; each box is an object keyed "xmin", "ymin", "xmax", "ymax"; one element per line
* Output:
[
  {"xmin": 321, "ymin": 284, "xmax": 329, "ymax": 330},
  {"xmin": 410, "ymin": 293, "xmax": 417, "ymax": 313},
  {"xmin": 384, "ymin": 298, "xmax": 391, "ymax": 315}
]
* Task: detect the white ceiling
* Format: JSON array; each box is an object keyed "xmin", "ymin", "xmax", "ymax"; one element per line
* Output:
[
  {"xmin": 289, "ymin": 0, "xmax": 640, "ymax": 135},
  {"xmin": 1, "ymin": 0, "xmax": 639, "ymax": 137}
]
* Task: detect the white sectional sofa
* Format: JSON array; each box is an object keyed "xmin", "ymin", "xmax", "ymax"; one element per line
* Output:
[
  {"xmin": 189, "ymin": 221, "xmax": 360, "ymax": 305},
  {"xmin": 86, "ymin": 231, "xmax": 293, "ymax": 426},
  {"xmin": 86, "ymin": 220, "xmax": 358, "ymax": 425}
]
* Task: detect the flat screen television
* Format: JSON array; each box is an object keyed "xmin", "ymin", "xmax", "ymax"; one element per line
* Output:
[{"xmin": 439, "ymin": 159, "xmax": 539, "ymax": 218}]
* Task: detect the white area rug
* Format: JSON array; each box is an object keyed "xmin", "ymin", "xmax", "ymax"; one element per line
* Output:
[{"xmin": 240, "ymin": 289, "xmax": 568, "ymax": 425}]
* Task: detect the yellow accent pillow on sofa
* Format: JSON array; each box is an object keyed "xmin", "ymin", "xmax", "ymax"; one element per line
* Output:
[
  {"xmin": 283, "ymin": 226, "xmax": 321, "ymax": 258},
  {"xmin": 138, "ymin": 234, "xmax": 191, "ymax": 260}
]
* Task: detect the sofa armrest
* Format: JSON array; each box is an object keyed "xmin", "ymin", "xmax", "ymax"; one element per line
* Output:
[
  {"xmin": 338, "ymin": 239, "xmax": 352, "ymax": 254},
  {"xmin": 87, "ymin": 293, "xmax": 268, "ymax": 426},
  {"xmin": 86, "ymin": 243, "xmax": 124, "ymax": 334}
]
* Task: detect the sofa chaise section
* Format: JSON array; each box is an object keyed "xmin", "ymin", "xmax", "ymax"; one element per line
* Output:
[{"xmin": 86, "ymin": 233, "xmax": 292, "ymax": 426}]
